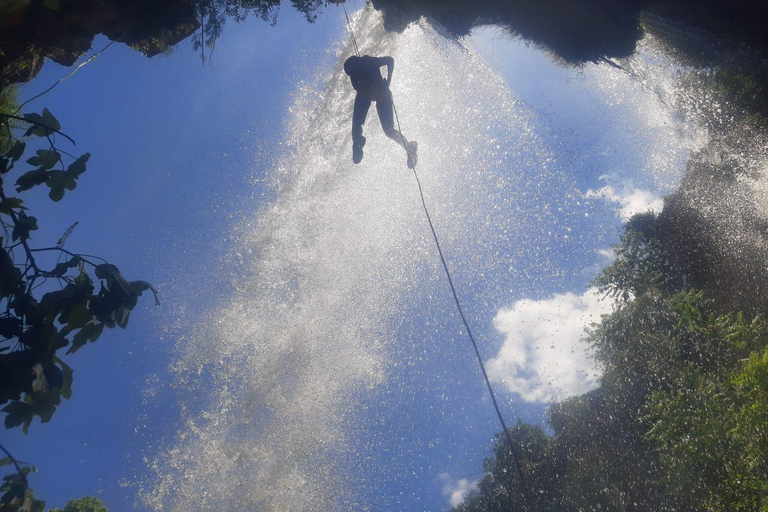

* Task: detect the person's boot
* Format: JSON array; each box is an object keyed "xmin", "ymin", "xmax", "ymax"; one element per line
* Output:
[
  {"xmin": 353, "ymin": 135, "xmax": 366, "ymax": 164},
  {"xmin": 406, "ymin": 141, "xmax": 418, "ymax": 169}
]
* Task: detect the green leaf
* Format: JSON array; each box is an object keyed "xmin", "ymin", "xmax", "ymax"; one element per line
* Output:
[
  {"xmin": 50, "ymin": 255, "xmax": 81, "ymax": 277},
  {"xmin": 2, "ymin": 401, "xmax": 34, "ymax": 430},
  {"xmin": 74, "ymin": 270, "xmax": 91, "ymax": 288},
  {"xmin": 45, "ymin": 170, "xmax": 76, "ymax": 202},
  {"xmin": 131, "ymin": 280, "xmax": 161, "ymax": 305},
  {"xmin": 41, "ymin": 108, "xmax": 61, "ymax": 131},
  {"xmin": 0, "ymin": 457, "xmax": 11, "ymax": 467},
  {"xmin": 95, "ymin": 264, "xmax": 120, "ymax": 284},
  {"xmin": 116, "ymin": 307, "xmax": 130, "ymax": 329},
  {"xmin": 0, "ymin": 197, "xmax": 25, "ymax": 215},
  {"xmin": 39, "ymin": 284, "xmax": 84, "ymax": 324},
  {"xmin": 22, "ymin": 112, "xmax": 55, "ymax": 138},
  {"xmin": 0, "ymin": 248, "xmax": 22, "ymax": 297},
  {"xmin": 7, "ymin": 141, "xmax": 25, "ymax": 163},
  {"xmin": 56, "ymin": 221, "xmax": 78, "ymax": 247},
  {"xmin": 60, "ymin": 301, "xmax": 91, "ymax": 334},
  {"xmin": 31, "ymin": 498, "xmax": 45, "ymax": 512},
  {"xmin": 66, "ymin": 153, "xmax": 90, "ymax": 178},
  {"xmin": 26, "ymin": 149, "xmax": 60, "ymax": 170},
  {"xmin": 0, "ymin": 316, "xmax": 23, "ymax": 339},
  {"xmin": 56, "ymin": 358, "xmax": 73, "ymax": 400},
  {"xmin": 43, "ymin": 0, "xmax": 58, "ymax": 8},
  {"xmin": 11, "ymin": 212, "xmax": 38, "ymax": 242},
  {"xmin": 15, "ymin": 169, "xmax": 49, "ymax": 192},
  {"xmin": 35, "ymin": 396, "xmax": 57, "ymax": 423},
  {"xmin": 68, "ymin": 321, "xmax": 104, "ymax": 354},
  {"xmin": 31, "ymin": 363, "xmax": 47, "ymax": 394}
]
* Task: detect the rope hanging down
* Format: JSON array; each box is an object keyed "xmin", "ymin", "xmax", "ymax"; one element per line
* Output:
[
  {"xmin": 340, "ymin": 6, "xmax": 535, "ymax": 511},
  {"xmin": 393, "ymin": 102, "xmax": 535, "ymax": 512},
  {"xmin": 342, "ymin": 4, "xmax": 361, "ymax": 57}
]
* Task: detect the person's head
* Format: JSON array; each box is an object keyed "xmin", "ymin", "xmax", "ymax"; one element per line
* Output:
[{"xmin": 343, "ymin": 55, "xmax": 360, "ymax": 76}]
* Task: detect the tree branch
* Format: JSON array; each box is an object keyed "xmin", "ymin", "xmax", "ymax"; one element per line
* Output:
[
  {"xmin": 0, "ymin": 442, "xmax": 28, "ymax": 488},
  {"xmin": 29, "ymin": 246, "xmax": 104, "ymax": 268},
  {"xmin": 0, "ymin": 113, "xmax": 76, "ymax": 145}
]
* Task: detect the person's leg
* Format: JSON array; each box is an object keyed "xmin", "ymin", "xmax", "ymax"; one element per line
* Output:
[
  {"xmin": 377, "ymin": 91, "xmax": 418, "ymax": 168},
  {"xmin": 352, "ymin": 94, "xmax": 370, "ymax": 164},
  {"xmin": 376, "ymin": 92, "xmax": 408, "ymax": 150}
]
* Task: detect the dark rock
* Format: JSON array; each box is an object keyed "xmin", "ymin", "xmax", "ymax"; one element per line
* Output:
[{"xmin": 0, "ymin": 0, "xmax": 200, "ymax": 88}]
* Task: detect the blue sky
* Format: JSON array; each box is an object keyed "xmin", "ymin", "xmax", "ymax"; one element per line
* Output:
[
  {"xmin": 5, "ymin": 5, "xmax": 700, "ymax": 511},
  {"xmin": 7, "ymin": 7, "xmax": 343, "ymax": 509}
]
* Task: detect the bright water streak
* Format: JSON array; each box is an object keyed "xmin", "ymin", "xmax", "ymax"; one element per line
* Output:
[{"xmin": 144, "ymin": 7, "xmax": 701, "ymax": 511}]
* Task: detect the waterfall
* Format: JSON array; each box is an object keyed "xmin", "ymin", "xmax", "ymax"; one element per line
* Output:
[{"xmin": 142, "ymin": 7, "xmax": 711, "ymax": 511}]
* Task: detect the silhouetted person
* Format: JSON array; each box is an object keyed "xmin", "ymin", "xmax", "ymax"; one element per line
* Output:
[{"xmin": 344, "ymin": 55, "xmax": 418, "ymax": 168}]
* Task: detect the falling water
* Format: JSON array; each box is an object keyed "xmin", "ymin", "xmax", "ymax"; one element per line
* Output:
[{"xmin": 141, "ymin": 7, "xmax": 725, "ymax": 511}]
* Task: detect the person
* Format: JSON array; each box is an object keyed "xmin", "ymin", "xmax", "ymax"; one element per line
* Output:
[{"xmin": 343, "ymin": 55, "xmax": 418, "ymax": 168}]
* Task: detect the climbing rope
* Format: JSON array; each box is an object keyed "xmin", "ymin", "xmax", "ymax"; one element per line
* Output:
[
  {"xmin": 342, "ymin": 5, "xmax": 535, "ymax": 511},
  {"xmin": 342, "ymin": 3, "xmax": 361, "ymax": 57},
  {"xmin": 393, "ymin": 101, "xmax": 535, "ymax": 512}
]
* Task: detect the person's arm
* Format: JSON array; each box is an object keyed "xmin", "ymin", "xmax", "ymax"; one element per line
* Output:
[{"xmin": 379, "ymin": 56, "xmax": 394, "ymax": 85}]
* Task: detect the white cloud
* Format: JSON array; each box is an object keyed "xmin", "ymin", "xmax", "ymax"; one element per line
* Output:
[
  {"xmin": 438, "ymin": 473, "xmax": 478, "ymax": 508},
  {"xmin": 584, "ymin": 184, "xmax": 663, "ymax": 220},
  {"xmin": 487, "ymin": 288, "xmax": 612, "ymax": 403}
]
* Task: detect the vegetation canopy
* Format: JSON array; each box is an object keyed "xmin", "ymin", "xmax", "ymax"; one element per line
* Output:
[
  {"xmin": 0, "ymin": 106, "xmax": 156, "ymax": 511},
  {"xmin": 450, "ymin": 212, "xmax": 768, "ymax": 512}
]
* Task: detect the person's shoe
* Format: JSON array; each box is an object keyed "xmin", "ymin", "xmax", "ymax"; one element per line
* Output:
[
  {"xmin": 406, "ymin": 141, "xmax": 418, "ymax": 169},
  {"xmin": 353, "ymin": 135, "xmax": 366, "ymax": 164}
]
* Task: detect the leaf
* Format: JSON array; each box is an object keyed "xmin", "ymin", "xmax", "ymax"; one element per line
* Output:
[
  {"xmin": 41, "ymin": 108, "xmax": 61, "ymax": 131},
  {"xmin": 67, "ymin": 321, "xmax": 104, "ymax": 355},
  {"xmin": 50, "ymin": 255, "xmax": 81, "ymax": 277},
  {"xmin": 7, "ymin": 141, "xmax": 25, "ymax": 163},
  {"xmin": 55, "ymin": 358, "xmax": 73, "ymax": 400},
  {"xmin": 95, "ymin": 263, "xmax": 120, "ymax": 284},
  {"xmin": 22, "ymin": 111, "xmax": 57, "ymax": 138},
  {"xmin": 2, "ymin": 401, "xmax": 33, "ymax": 430},
  {"xmin": 66, "ymin": 153, "xmax": 90, "ymax": 179},
  {"xmin": 0, "ymin": 197, "xmax": 25, "ymax": 215},
  {"xmin": 45, "ymin": 170, "xmax": 76, "ymax": 202},
  {"xmin": 11, "ymin": 212, "xmax": 38, "ymax": 242},
  {"xmin": 116, "ymin": 307, "xmax": 130, "ymax": 329},
  {"xmin": 26, "ymin": 149, "xmax": 60, "ymax": 170},
  {"xmin": 39, "ymin": 284, "xmax": 80, "ymax": 323},
  {"xmin": 15, "ymin": 169, "xmax": 49, "ymax": 192},
  {"xmin": 31, "ymin": 498, "xmax": 45, "ymax": 512},
  {"xmin": 60, "ymin": 301, "xmax": 91, "ymax": 334},
  {"xmin": 74, "ymin": 270, "xmax": 91, "ymax": 288},
  {"xmin": 0, "ymin": 316, "xmax": 23, "ymax": 339},
  {"xmin": 0, "ymin": 248, "xmax": 22, "ymax": 297},
  {"xmin": 131, "ymin": 280, "xmax": 161, "ymax": 305},
  {"xmin": 56, "ymin": 221, "xmax": 78, "ymax": 247},
  {"xmin": 0, "ymin": 457, "xmax": 11, "ymax": 467},
  {"xmin": 43, "ymin": 0, "xmax": 58, "ymax": 8},
  {"xmin": 31, "ymin": 363, "xmax": 47, "ymax": 395}
]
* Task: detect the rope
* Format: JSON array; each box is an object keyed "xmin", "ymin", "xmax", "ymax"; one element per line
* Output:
[
  {"xmin": 14, "ymin": 35, "xmax": 124, "ymax": 114},
  {"xmin": 342, "ymin": 3, "xmax": 361, "ymax": 57},
  {"xmin": 341, "ymin": 5, "xmax": 535, "ymax": 509},
  {"xmin": 392, "ymin": 101, "xmax": 535, "ymax": 512}
]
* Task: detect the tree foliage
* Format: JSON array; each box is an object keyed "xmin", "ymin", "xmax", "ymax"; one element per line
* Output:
[
  {"xmin": 450, "ymin": 211, "xmax": 768, "ymax": 512},
  {"xmin": 0, "ymin": 109, "xmax": 156, "ymax": 510},
  {"xmin": 0, "ymin": 446, "xmax": 44, "ymax": 512},
  {"xmin": 191, "ymin": 0, "xmax": 343, "ymax": 63},
  {"xmin": 0, "ymin": 109, "xmax": 158, "ymax": 434},
  {"xmin": 50, "ymin": 496, "xmax": 110, "ymax": 512}
]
